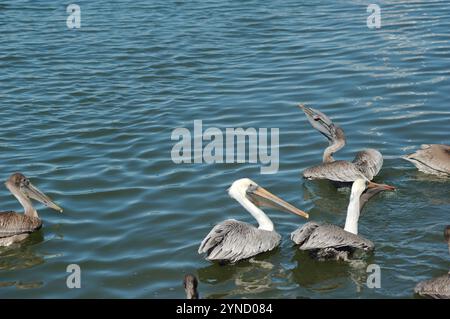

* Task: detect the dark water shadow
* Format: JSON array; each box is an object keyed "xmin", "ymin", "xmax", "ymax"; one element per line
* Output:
[
  {"xmin": 0, "ymin": 231, "xmax": 46, "ymax": 290},
  {"xmin": 0, "ymin": 230, "xmax": 45, "ymax": 271},
  {"xmin": 290, "ymin": 248, "xmax": 376, "ymax": 294},
  {"xmin": 197, "ymin": 248, "xmax": 281, "ymax": 298}
]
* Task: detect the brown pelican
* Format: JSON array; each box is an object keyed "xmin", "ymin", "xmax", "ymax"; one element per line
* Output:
[
  {"xmin": 403, "ymin": 144, "xmax": 450, "ymax": 177},
  {"xmin": 198, "ymin": 178, "xmax": 309, "ymax": 263},
  {"xmin": 414, "ymin": 226, "xmax": 450, "ymax": 299},
  {"xmin": 291, "ymin": 179, "xmax": 395, "ymax": 261},
  {"xmin": 298, "ymin": 104, "xmax": 384, "ymax": 184},
  {"xmin": 183, "ymin": 274, "xmax": 199, "ymax": 299},
  {"xmin": 0, "ymin": 173, "xmax": 63, "ymax": 247}
]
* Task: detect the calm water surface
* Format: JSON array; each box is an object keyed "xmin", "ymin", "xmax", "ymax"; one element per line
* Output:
[{"xmin": 0, "ymin": 0, "xmax": 449, "ymax": 298}]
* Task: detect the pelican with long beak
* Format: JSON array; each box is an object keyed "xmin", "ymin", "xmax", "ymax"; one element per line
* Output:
[
  {"xmin": 0, "ymin": 173, "xmax": 63, "ymax": 247},
  {"xmin": 198, "ymin": 178, "xmax": 309, "ymax": 263},
  {"xmin": 298, "ymin": 104, "xmax": 385, "ymax": 184},
  {"xmin": 414, "ymin": 226, "xmax": 450, "ymax": 299},
  {"xmin": 291, "ymin": 179, "xmax": 395, "ymax": 261}
]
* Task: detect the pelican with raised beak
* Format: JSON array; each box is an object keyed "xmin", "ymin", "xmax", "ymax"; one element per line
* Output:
[{"xmin": 298, "ymin": 104, "xmax": 385, "ymax": 185}]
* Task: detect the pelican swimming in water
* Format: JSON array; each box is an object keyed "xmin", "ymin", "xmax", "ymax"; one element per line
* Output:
[
  {"xmin": 0, "ymin": 173, "xmax": 63, "ymax": 247},
  {"xmin": 298, "ymin": 104, "xmax": 384, "ymax": 184},
  {"xmin": 291, "ymin": 179, "xmax": 395, "ymax": 261},
  {"xmin": 414, "ymin": 226, "xmax": 450, "ymax": 299},
  {"xmin": 183, "ymin": 274, "xmax": 199, "ymax": 299},
  {"xmin": 403, "ymin": 144, "xmax": 450, "ymax": 177},
  {"xmin": 198, "ymin": 178, "xmax": 309, "ymax": 263}
]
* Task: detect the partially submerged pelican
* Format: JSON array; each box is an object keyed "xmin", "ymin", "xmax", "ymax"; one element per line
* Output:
[
  {"xmin": 183, "ymin": 274, "xmax": 199, "ymax": 299},
  {"xmin": 298, "ymin": 104, "xmax": 384, "ymax": 184},
  {"xmin": 0, "ymin": 173, "xmax": 63, "ymax": 247},
  {"xmin": 403, "ymin": 144, "xmax": 450, "ymax": 177},
  {"xmin": 414, "ymin": 226, "xmax": 450, "ymax": 299},
  {"xmin": 291, "ymin": 179, "xmax": 395, "ymax": 261},
  {"xmin": 198, "ymin": 178, "xmax": 309, "ymax": 263}
]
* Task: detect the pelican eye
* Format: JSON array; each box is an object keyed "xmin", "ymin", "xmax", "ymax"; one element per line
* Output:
[{"xmin": 247, "ymin": 184, "xmax": 258, "ymax": 193}]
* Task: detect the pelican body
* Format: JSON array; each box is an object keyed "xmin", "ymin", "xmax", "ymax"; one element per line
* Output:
[
  {"xmin": 0, "ymin": 173, "xmax": 62, "ymax": 247},
  {"xmin": 198, "ymin": 178, "xmax": 309, "ymax": 263},
  {"xmin": 403, "ymin": 144, "xmax": 450, "ymax": 177},
  {"xmin": 291, "ymin": 179, "xmax": 395, "ymax": 261},
  {"xmin": 298, "ymin": 104, "xmax": 384, "ymax": 184},
  {"xmin": 414, "ymin": 226, "xmax": 450, "ymax": 299}
]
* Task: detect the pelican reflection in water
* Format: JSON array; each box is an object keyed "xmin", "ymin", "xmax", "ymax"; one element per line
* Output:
[
  {"xmin": 0, "ymin": 173, "xmax": 62, "ymax": 247},
  {"xmin": 291, "ymin": 179, "xmax": 395, "ymax": 261},
  {"xmin": 198, "ymin": 178, "xmax": 309, "ymax": 263},
  {"xmin": 298, "ymin": 104, "xmax": 385, "ymax": 185},
  {"xmin": 414, "ymin": 226, "xmax": 450, "ymax": 299}
]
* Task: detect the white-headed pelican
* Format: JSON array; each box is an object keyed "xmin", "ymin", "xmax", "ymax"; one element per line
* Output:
[{"xmin": 198, "ymin": 178, "xmax": 309, "ymax": 263}]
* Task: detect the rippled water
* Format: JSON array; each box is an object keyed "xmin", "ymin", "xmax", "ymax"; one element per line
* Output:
[{"xmin": 0, "ymin": 0, "xmax": 449, "ymax": 298}]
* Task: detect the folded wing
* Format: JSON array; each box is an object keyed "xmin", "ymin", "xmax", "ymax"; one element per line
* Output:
[
  {"xmin": 198, "ymin": 219, "xmax": 281, "ymax": 263},
  {"xmin": 0, "ymin": 212, "xmax": 42, "ymax": 238}
]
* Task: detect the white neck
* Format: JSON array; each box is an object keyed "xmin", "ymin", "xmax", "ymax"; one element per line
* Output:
[
  {"xmin": 344, "ymin": 192, "xmax": 360, "ymax": 235},
  {"xmin": 233, "ymin": 193, "xmax": 274, "ymax": 231}
]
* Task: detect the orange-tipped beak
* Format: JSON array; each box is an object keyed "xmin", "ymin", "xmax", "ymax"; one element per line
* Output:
[
  {"xmin": 246, "ymin": 186, "xmax": 309, "ymax": 219},
  {"xmin": 367, "ymin": 181, "xmax": 396, "ymax": 191}
]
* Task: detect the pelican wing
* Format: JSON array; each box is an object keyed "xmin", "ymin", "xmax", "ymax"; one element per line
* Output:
[
  {"xmin": 198, "ymin": 219, "xmax": 281, "ymax": 263},
  {"xmin": 297, "ymin": 224, "xmax": 374, "ymax": 251},
  {"xmin": 0, "ymin": 211, "xmax": 42, "ymax": 238},
  {"xmin": 415, "ymin": 275, "xmax": 450, "ymax": 299},
  {"xmin": 303, "ymin": 160, "xmax": 366, "ymax": 182},
  {"xmin": 291, "ymin": 222, "xmax": 320, "ymax": 245},
  {"xmin": 352, "ymin": 149, "xmax": 383, "ymax": 180}
]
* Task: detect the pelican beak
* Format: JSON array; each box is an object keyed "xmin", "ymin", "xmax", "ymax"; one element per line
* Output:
[
  {"xmin": 367, "ymin": 181, "xmax": 396, "ymax": 191},
  {"xmin": 298, "ymin": 104, "xmax": 336, "ymax": 141},
  {"xmin": 23, "ymin": 182, "xmax": 63, "ymax": 212},
  {"xmin": 247, "ymin": 186, "xmax": 309, "ymax": 219}
]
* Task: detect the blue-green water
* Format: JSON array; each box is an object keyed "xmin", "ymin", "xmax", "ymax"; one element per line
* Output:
[{"xmin": 0, "ymin": 0, "xmax": 449, "ymax": 298}]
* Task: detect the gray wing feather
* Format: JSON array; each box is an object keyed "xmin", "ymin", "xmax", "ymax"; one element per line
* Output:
[
  {"xmin": 291, "ymin": 222, "xmax": 320, "ymax": 245},
  {"xmin": 352, "ymin": 149, "xmax": 383, "ymax": 180},
  {"xmin": 198, "ymin": 219, "xmax": 281, "ymax": 263},
  {"xmin": 0, "ymin": 211, "xmax": 42, "ymax": 238},
  {"xmin": 303, "ymin": 160, "xmax": 367, "ymax": 182},
  {"xmin": 414, "ymin": 275, "xmax": 450, "ymax": 299},
  {"xmin": 296, "ymin": 224, "xmax": 374, "ymax": 251}
]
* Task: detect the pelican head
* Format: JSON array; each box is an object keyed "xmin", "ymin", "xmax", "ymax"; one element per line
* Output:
[
  {"xmin": 5, "ymin": 173, "xmax": 63, "ymax": 217},
  {"xmin": 228, "ymin": 178, "xmax": 309, "ymax": 219},
  {"xmin": 183, "ymin": 274, "xmax": 199, "ymax": 299},
  {"xmin": 298, "ymin": 104, "xmax": 345, "ymax": 143}
]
